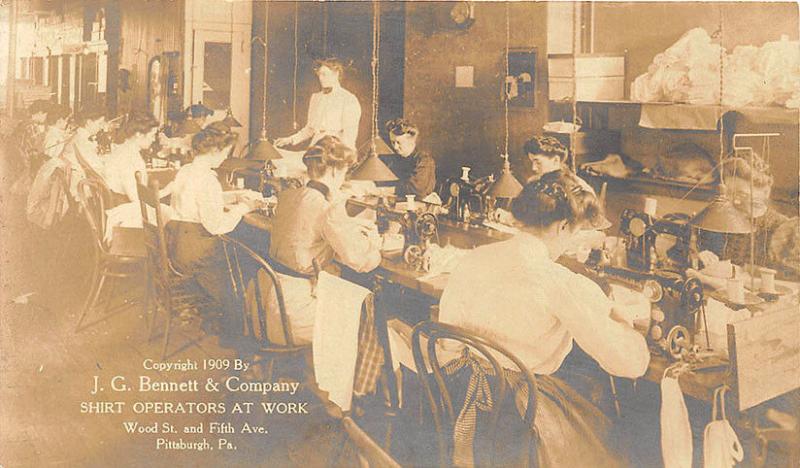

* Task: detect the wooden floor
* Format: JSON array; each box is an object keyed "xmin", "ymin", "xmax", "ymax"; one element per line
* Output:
[{"xmin": 0, "ymin": 181, "xmax": 362, "ymax": 467}]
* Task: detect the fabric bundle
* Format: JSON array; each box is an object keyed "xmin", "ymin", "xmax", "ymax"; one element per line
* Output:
[{"xmin": 632, "ymin": 29, "xmax": 800, "ymax": 108}]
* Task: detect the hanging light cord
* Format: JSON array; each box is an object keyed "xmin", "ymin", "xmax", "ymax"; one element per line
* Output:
[
  {"xmin": 371, "ymin": 1, "xmax": 381, "ymax": 143},
  {"xmin": 261, "ymin": 1, "xmax": 269, "ymax": 135},
  {"xmin": 570, "ymin": 1, "xmax": 579, "ymax": 172},
  {"xmin": 503, "ymin": 2, "xmax": 510, "ymax": 158},
  {"xmin": 292, "ymin": 2, "xmax": 299, "ymax": 130}
]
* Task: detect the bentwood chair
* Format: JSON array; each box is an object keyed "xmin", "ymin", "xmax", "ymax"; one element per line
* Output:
[
  {"xmin": 74, "ymin": 178, "xmax": 146, "ymax": 332},
  {"xmin": 411, "ymin": 321, "xmax": 539, "ymax": 468},
  {"xmin": 219, "ymin": 235, "xmax": 312, "ymax": 382},
  {"xmin": 135, "ymin": 172, "xmax": 210, "ymax": 359}
]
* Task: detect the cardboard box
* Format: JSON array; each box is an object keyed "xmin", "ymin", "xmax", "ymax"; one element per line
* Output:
[{"xmin": 548, "ymin": 54, "xmax": 625, "ymax": 101}]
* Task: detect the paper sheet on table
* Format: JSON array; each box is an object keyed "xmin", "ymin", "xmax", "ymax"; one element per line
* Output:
[
  {"xmin": 312, "ymin": 272, "xmax": 371, "ymax": 412},
  {"xmin": 417, "ymin": 244, "xmax": 470, "ymax": 281}
]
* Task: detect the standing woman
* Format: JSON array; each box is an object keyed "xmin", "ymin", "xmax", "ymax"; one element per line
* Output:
[
  {"xmin": 168, "ymin": 122, "xmax": 258, "ymax": 338},
  {"xmin": 268, "ymin": 135, "xmax": 382, "ymax": 344},
  {"xmin": 274, "ymin": 58, "xmax": 362, "ymax": 149}
]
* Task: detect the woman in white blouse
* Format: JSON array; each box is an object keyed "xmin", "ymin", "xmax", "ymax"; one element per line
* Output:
[
  {"xmin": 168, "ymin": 122, "xmax": 258, "ymax": 338},
  {"xmin": 274, "ymin": 58, "xmax": 362, "ymax": 149},
  {"xmin": 399, "ymin": 170, "xmax": 649, "ymax": 467},
  {"xmin": 104, "ymin": 113, "xmax": 160, "ymax": 204},
  {"xmin": 267, "ymin": 135, "xmax": 382, "ymax": 344}
]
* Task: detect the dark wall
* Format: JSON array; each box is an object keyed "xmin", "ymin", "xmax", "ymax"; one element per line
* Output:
[
  {"xmin": 112, "ymin": 0, "xmax": 184, "ymax": 115},
  {"xmin": 403, "ymin": 2, "xmax": 549, "ymax": 181},
  {"xmin": 251, "ymin": 1, "xmax": 405, "ymax": 149}
]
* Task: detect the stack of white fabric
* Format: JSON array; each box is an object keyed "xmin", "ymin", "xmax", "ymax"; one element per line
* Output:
[{"xmin": 632, "ymin": 28, "xmax": 800, "ymax": 108}]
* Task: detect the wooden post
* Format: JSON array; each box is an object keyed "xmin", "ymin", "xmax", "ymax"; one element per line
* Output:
[{"xmin": 6, "ymin": 0, "xmax": 18, "ymax": 117}]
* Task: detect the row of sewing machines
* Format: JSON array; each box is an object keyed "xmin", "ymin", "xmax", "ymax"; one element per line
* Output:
[{"xmin": 229, "ymin": 161, "xmax": 737, "ymax": 363}]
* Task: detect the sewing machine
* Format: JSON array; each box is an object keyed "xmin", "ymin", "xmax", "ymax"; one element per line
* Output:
[
  {"xmin": 619, "ymin": 209, "xmax": 698, "ymax": 272},
  {"xmin": 376, "ymin": 200, "xmax": 439, "ymax": 272},
  {"xmin": 441, "ymin": 167, "xmax": 493, "ymax": 223}
]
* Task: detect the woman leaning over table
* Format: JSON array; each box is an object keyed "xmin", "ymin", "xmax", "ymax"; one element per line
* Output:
[
  {"xmin": 394, "ymin": 170, "xmax": 649, "ymax": 467},
  {"xmin": 167, "ymin": 122, "xmax": 259, "ymax": 339},
  {"xmin": 267, "ymin": 135, "xmax": 382, "ymax": 345}
]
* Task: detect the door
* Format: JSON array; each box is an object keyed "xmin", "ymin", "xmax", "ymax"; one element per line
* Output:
[{"xmin": 191, "ymin": 29, "xmax": 250, "ymax": 145}]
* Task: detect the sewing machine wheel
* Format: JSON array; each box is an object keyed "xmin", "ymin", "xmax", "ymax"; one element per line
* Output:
[
  {"xmin": 681, "ymin": 278, "xmax": 704, "ymax": 311},
  {"xmin": 666, "ymin": 325, "xmax": 690, "ymax": 360},
  {"xmin": 404, "ymin": 245, "xmax": 423, "ymax": 268},
  {"xmin": 629, "ymin": 217, "xmax": 648, "ymax": 237},
  {"xmin": 415, "ymin": 213, "xmax": 438, "ymax": 239},
  {"xmin": 449, "ymin": 182, "xmax": 460, "ymax": 197},
  {"xmin": 643, "ymin": 279, "xmax": 664, "ymax": 303}
]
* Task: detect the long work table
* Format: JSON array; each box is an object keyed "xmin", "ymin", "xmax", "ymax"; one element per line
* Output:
[{"xmin": 239, "ymin": 199, "xmax": 800, "ymax": 411}]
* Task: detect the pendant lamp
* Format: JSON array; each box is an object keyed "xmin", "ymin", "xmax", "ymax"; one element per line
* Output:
[
  {"xmin": 351, "ymin": 1, "xmax": 397, "ymax": 184},
  {"xmin": 489, "ymin": 154, "xmax": 523, "ymax": 199}
]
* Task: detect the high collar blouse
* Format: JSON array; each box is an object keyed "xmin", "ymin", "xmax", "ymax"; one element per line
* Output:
[
  {"xmin": 169, "ymin": 162, "xmax": 245, "ymax": 236},
  {"xmin": 438, "ymin": 232, "xmax": 650, "ymax": 378}
]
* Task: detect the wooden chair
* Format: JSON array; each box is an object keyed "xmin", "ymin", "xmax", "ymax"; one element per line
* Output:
[
  {"xmin": 342, "ymin": 416, "xmax": 402, "ymax": 468},
  {"xmin": 135, "ymin": 172, "xmax": 209, "ymax": 359},
  {"xmin": 219, "ymin": 235, "xmax": 312, "ymax": 381},
  {"xmin": 411, "ymin": 321, "xmax": 539, "ymax": 468},
  {"xmin": 74, "ymin": 177, "xmax": 146, "ymax": 331}
]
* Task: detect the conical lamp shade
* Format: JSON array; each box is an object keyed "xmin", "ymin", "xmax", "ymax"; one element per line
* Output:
[
  {"xmin": 249, "ymin": 132, "xmax": 283, "ymax": 161},
  {"xmin": 351, "ymin": 153, "xmax": 398, "ymax": 182},
  {"xmin": 358, "ymin": 136, "xmax": 393, "ymax": 156},
  {"xmin": 690, "ymin": 194, "xmax": 752, "ymax": 234},
  {"xmin": 222, "ymin": 108, "xmax": 242, "ymax": 128},
  {"xmin": 490, "ymin": 157, "xmax": 523, "ymax": 199}
]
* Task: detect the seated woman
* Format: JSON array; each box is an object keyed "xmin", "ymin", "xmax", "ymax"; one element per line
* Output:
[
  {"xmin": 268, "ymin": 135, "xmax": 382, "ymax": 345},
  {"xmin": 59, "ymin": 104, "xmax": 108, "ymax": 196},
  {"xmin": 104, "ymin": 112, "xmax": 160, "ymax": 204},
  {"xmin": 398, "ymin": 170, "xmax": 649, "ymax": 467},
  {"xmin": 383, "ymin": 118, "xmax": 437, "ymax": 200},
  {"xmin": 696, "ymin": 152, "xmax": 799, "ymax": 279},
  {"xmin": 168, "ymin": 122, "xmax": 258, "ymax": 338},
  {"xmin": 41, "ymin": 104, "xmax": 71, "ymax": 162}
]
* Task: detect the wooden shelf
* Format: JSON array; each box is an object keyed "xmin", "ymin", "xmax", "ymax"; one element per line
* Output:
[{"xmin": 581, "ymin": 172, "xmax": 717, "ymax": 201}]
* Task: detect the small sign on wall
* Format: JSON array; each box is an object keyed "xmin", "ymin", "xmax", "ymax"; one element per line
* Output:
[{"xmin": 455, "ymin": 65, "xmax": 474, "ymax": 88}]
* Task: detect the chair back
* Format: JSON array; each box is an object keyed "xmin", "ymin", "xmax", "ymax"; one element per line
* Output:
[
  {"xmin": 76, "ymin": 177, "xmax": 110, "ymax": 254},
  {"xmin": 135, "ymin": 171, "xmax": 175, "ymax": 308},
  {"xmin": 411, "ymin": 321, "xmax": 539, "ymax": 468},
  {"xmin": 221, "ymin": 235, "xmax": 310, "ymax": 351},
  {"xmin": 342, "ymin": 416, "xmax": 402, "ymax": 468}
]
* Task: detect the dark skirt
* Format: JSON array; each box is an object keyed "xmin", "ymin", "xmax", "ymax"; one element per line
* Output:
[{"xmin": 166, "ymin": 220, "xmax": 241, "ymax": 337}]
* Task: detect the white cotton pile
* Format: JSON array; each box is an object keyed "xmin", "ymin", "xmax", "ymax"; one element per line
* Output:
[{"xmin": 631, "ymin": 29, "xmax": 800, "ymax": 108}]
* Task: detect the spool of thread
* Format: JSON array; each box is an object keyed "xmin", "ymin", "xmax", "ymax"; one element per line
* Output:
[
  {"xmin": 236, "ymin": 177, "xmax": 245, "ymax": 189},
  {"xmin": 759, "ymin": 267, "xmax": 777, "ymax": 294},
  {"xmin": 406, "ymin": 194, "xmax": 416, "ymax": 211},
  {"xmin": 461, "ymin": 166, "xmax": 471, "ymax": 182},
  {"xmin": 644, "ymin": 197, "xmax": 658, "ymax": 217},
  {"xmin": 727, "ymin": 278, "xmax": 745, "ymax": 304}
]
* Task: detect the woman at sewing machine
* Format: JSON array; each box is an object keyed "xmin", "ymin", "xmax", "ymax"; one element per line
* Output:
[
  {"xmin": 393, "ymin": 170, "xmax": 649, "ymax": 466},
  {"xmin": 382, "ymin": 118, "xmax": 437, "ymax": 200},
  {"xmin": 268, "ymin": 135, "xmax": 382, "ymax": 345},
  {"xmin": 41, "ymin": 104, "xmax": 71, "ymax": 163},
  {"xmin": 695, "ymin": 153, "xmax": 799, "ymax": 281},
  {"xmin": 104, "ymin": 112, "xmax": 160, "ymax": 205},
  {"xmin": 57, "ymin": 104, "xmax": 109, "ymax": 194},
  {"xmin": 274, "ymin": 58, "xmax": 362, "ymax": 150},
  {"xmin": 168, "ymin": 122, "xmax": 260, "ymax": 339}
]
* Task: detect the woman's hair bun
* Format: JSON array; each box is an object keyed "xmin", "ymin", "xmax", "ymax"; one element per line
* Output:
[
  {"xmin": 303, "ymin": 135, "xmax": 357, "ymax": 179},
  {"xmin": 511, "ymin": 170, "xmax": 602, "ymax": 229},
  {"xmin": 192, "ymin": 121, "xmax": 237, "ymax": 155}
]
